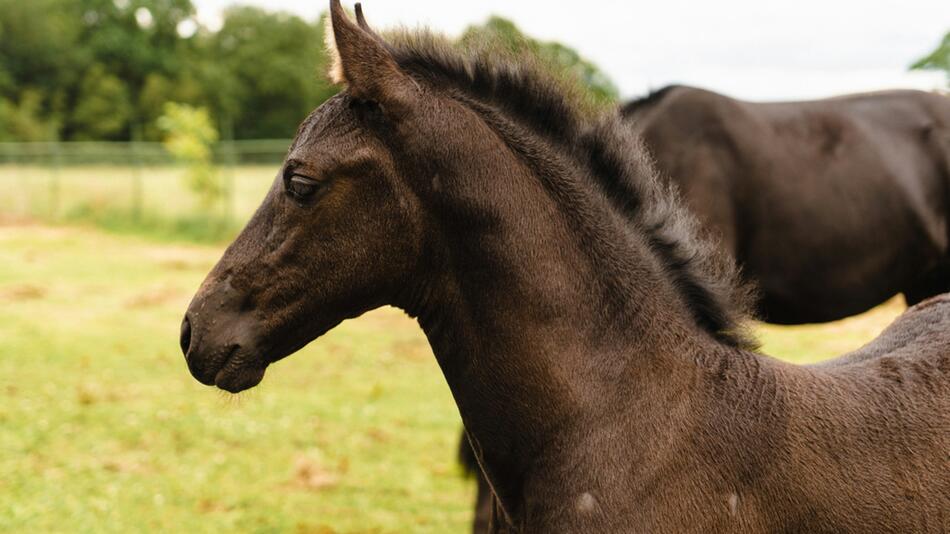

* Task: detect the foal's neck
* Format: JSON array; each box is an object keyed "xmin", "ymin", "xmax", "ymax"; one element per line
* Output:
[{"xmin": 398, "ymin": 155, "xmax": 721, "ymax": 524}]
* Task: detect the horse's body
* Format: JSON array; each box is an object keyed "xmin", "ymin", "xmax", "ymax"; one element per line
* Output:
[
  {"xmin": 623, "ymin": 86, "xmax": 950, "ymax": 324},
  {"xmin": 180, "ymin": 3, "xmax": 950, "ymax": 532}
]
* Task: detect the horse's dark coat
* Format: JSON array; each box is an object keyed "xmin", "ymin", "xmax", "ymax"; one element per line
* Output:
[
  {"xmin": 623, "ymin": 85, "xmax": 950, "ymax": 324},
  {"xmin": 180, "ymin": 3, "xmax": 950, "ymax": 532}
]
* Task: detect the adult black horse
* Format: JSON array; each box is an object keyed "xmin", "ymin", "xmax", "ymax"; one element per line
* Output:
[
  {"xmin": 623, "ymin": 85, "xmax": 950, "ymax": 324},
  {"xmin": 181, "ymin": 3, "xmax": 950, "ymax": 531}
]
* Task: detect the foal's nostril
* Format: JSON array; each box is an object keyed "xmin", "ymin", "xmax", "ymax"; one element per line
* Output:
[{"xmin": 180, "ymin": 316, "xmax": 193, "ymax": 356}]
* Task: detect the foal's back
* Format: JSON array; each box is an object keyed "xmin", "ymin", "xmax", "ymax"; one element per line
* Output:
[
  {"xmin": 586, "ymin": 298, "xmax": 949, "ymax": 533},
  {"xmin": 768, "ymin": 296, "xmax": 950, "ymax": 532}
]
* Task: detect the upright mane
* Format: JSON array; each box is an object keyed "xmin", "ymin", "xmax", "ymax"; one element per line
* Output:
[
  {"xmin": 369, "ymin": 31, "xmax": 755, "ymax": 347},
  {"xmin": 621, "ymin": 85, "xmax": 682, "ymax": 117}
]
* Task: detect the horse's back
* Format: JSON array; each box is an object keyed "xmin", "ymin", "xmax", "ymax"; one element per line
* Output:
[
  {"xmin": 756, "ymin": 90, "xmax": 949, "ymax": 183},
  {"xmin": 629, "ymin": 87, "xmax": 950, "ymax": 323}
]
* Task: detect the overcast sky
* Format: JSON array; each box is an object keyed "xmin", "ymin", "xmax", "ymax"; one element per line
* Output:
[{"xmin": 193, "ymin": 0, "xmax": 948, "ymax": 101}]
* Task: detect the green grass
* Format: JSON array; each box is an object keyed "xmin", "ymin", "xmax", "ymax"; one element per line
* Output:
[{"xmin": 0, "ymin": 222, "xmax": 905, "ymax": 533}]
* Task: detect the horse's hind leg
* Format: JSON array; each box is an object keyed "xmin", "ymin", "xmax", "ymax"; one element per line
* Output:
[{"xmin": 904, "ymin": 264, "xmax": 950, "ymax": 306}]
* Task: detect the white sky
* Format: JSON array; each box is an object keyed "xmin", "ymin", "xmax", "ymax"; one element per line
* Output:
[{"xmin": 193, "ymin": 0, "xmax": 949, "ymax": 101}]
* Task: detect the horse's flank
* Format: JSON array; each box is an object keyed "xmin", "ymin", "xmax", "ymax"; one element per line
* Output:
[{"xmin": 623, "ymin": 85, "xmax": 950, "ymax": 325}]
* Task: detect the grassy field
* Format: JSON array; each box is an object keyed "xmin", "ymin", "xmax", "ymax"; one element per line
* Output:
[{"xmin": 0, "ymin": 222, "xmax": 905, "ymax": 533}]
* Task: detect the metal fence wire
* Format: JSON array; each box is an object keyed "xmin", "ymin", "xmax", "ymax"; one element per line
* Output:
[{"xmin": 0, "ymin": 140, "xmax": 293, "ymax": 224}]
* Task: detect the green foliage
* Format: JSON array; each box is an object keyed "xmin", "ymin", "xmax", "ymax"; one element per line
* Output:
[
  {"xmin": 207, "ymin": 8, "xmax": 337, "ymax": 139},
  {"xmin": 0, "ymin": 3, "xmax": 618, "ymax": 141},
  {"xmin": 138, "ymin": 73, "xmax": 177, "ymax": 140},
  {"xmin": 70, "ymin": 64, "xmax": 133, "ymax": 140},
  {"xmin": 83, "ymin": 0, "xmax": 199, "ymax": 139},
  {"xmin": 0, "ymin": 90, "xmax": 58, "ymax": 142},
  {"xmin": 157, "ymin": 103, "xmax": 221, "ymax": 207},
  {"xmin": 459, "ymin": 16, "xmax": 620, "ymax": 107},
  {"xmin": 912, "ymin": 31, "xmax": 950, "ymax": 85},
  {"xmin": 0, "ymin": 0, "xmax": 83, "ymax": 140}
]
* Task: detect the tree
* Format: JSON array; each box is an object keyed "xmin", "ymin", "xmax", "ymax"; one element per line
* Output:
[
  {"xmin": 70, "ymin": 0, "xmax": 198, "ymax": 138},
  {"xmin": 70, "ymin": 64, "xmax": 133, "ymax": 140},
  {"xmin": 912, "ymin": 31, "xmax": 950, "ymax": 86},
  {"xmin": 0, "ymin": 0, "xmax": 86, "ymax": 140},
  {"xmin": 158, "ymin": 102, "xmax": 221, "ymax": 207},
  {"xmin": 0, "ymin": 4, "xmax": 619, "ymax": 142},
  {"xmin": 0, "ymin": 91, "xmax": 58, "ymax": 142},
  {"xmin": 459, "ymin": 16, "xmax": 620, "ymax": 107},
  {"xmin": 206, "ymin": 7, "xmax": 336, "ymax": 139},
  {"xmin": 0, "ymin": 0, "xmax": 203, "ymax": 140}
]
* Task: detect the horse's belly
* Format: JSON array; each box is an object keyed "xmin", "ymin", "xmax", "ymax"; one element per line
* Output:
[{"xmin": 742, "ymin": 221, "xmax": 942, "ymax": 324}]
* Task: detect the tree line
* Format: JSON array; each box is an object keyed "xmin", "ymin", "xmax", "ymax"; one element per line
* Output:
[
  {"xmin": 0, "ymin": 0, "xmax": 620, "ymax": 142},
  {"xmin": 3, "ymin": 1, "xmax": 944, "ymax": 143},
  {"xmin": 0, "ymin": 0, "xmax": 336, "ymax": 141}
]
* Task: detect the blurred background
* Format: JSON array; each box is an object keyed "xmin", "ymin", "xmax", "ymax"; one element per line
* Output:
[{"xmin": 0, "ymin": 0, "xmax": 947, "ymax": 532}]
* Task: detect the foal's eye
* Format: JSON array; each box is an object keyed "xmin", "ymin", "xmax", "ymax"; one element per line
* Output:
[
  {"xmin": 285, "ymin": 174, "xmax": 323, "ymax": 202},
  {"xmin": 349, "ymin": 98, "xmax": 383, "ymax": 119}
]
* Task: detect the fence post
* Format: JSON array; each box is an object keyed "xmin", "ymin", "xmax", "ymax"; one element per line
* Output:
[
  {"xmin": 130, "ymin": 126, "xmax": 144, "ymax": 221},
  {"xmin": 221, "ymin": 117, "xmax": 237, "ymax": 224},
  {"xmin": 49, "ymin": 141, "xmax": 61, "ymax": 219}
]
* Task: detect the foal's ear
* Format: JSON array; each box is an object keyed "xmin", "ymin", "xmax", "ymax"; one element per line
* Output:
[{"xmin": 326, "ymin": 0, "xmax": 416, "ymax": 114}]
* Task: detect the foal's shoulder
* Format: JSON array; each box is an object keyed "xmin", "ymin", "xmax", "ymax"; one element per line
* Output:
[{"xmin": 817, "ymin": 294, "xmax": 950, "ymax": 370}]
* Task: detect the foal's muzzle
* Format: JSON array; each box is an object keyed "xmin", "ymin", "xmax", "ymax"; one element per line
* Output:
[{"xmin": 180, "ymin": 283, "xmax": 268, "ymax": 393}]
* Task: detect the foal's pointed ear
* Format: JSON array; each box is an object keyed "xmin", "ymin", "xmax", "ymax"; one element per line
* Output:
[
  {"xmin": 354, "ymin": 3, "xmax": 374, "ymax": 34},
  {"xmin": 326, "ymin": 0, "xmax": 415, "ymax": 112}
]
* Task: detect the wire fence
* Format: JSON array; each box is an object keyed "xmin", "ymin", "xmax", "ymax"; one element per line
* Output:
[
  {"xmin": 0, "ymin": 140, "xmax": 292, "ymax": 236},
  {"xmin": 0, "ymin": 139, "xmax": 293, "ymax": 166}
]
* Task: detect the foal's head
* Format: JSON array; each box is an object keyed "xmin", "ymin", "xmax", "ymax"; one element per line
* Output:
[{"xmin": 181, "ymin": 1, "xmax": 531, "ymax": 391}]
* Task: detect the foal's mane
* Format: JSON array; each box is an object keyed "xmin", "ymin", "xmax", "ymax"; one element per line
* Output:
[{"xmin": 380, "ymin": 31, "xmax": 755, "ymax": 348}]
